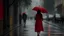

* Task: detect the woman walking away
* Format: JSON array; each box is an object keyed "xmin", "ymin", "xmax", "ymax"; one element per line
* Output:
[{"xmin": 35, "ymin": 10, "xmax": 44, "ymax": 36}]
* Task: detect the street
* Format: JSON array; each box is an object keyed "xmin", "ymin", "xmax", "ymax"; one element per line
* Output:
[{"xmin": 21, "ymin": 19, "xmax": 64, "ymax": 36}]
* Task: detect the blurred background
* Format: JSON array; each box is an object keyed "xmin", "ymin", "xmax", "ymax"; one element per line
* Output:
[{"xmin": 0, "ymin": 0, "xmax": 64, "ymax": 36}]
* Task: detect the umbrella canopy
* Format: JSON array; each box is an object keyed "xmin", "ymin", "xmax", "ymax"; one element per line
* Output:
[
  {"xmin": 22, "ymin": 12, "xmax": 26, "ymax": 14},
  {"xmin": 21, "ymin": 12, "xmax": 26, "ymax": 15},
  {"xmin": 32, "ymin": 6, "xmax": 48, "ymax": 13}
]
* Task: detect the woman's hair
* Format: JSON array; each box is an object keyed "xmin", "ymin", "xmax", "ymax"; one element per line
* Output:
[
  {"xmin": 37, "ymin": 10, "xmax": 42, "ymax": 19},
  {"xmin": 37, "ymin": 10, "xmax": 41, "ymax": 14}
]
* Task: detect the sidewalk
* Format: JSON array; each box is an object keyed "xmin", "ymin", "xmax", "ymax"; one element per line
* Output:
[
  {"xmin": 22, "ymin": 20, "xmax": 64, "ymax": 36},
  {"xmin": 22, "ymin": 20, "xmax": 48, "ymax": 36}
]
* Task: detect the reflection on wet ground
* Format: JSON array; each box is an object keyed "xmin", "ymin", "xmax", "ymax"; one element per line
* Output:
[{"xmin": 21, "ymin": 20, "xmax": 64, "ymax": 36}]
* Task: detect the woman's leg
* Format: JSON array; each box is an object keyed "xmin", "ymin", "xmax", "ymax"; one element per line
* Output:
[{"xmin": 37, "ymin": 32, "xmax": 40, "ymax": 36}]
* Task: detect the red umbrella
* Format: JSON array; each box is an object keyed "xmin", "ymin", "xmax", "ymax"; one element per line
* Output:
[
  {"xmin": 21, "ymin": 12, "xmax": 26, "ymax": 15},
  {"xmin": 32, "ymin": 6, "xmax": 48, "ymax": 13},
  {"xmin": 22, "ymin": 12, "xmax": 26, "ymax": 14},
  {"xmin": 23, "ymin": 12, "xmax": 26, "ymax": 14}
]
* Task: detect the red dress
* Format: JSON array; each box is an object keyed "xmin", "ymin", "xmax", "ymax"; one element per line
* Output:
[{"xmin": 35, "ymin": 14, "xmax": 44, "ymax": 32}]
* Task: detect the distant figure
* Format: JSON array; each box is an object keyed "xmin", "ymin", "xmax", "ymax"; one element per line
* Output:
[
  {"xmin": 53, "ymin": 15, "xmax": 56, "ymax": 22},
  {"xmin": 22, "ymin": 12, "xmax": 27, "ymax": 28},
  {"xmin": 35, "ymin": 10, "xmax": 44, "ymax": 36}
]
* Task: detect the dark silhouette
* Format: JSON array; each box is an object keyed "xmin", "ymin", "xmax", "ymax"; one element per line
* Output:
[
  {"xmin": 22, "ymin": 13, "xmax": 27, "ymax": 28},
  {"xmin": 35, "ymin": 10, "xmax": 44, "ymax": 36},
  {"xmin": 53, "ymin": 15, "xmax": 56, "ymax": 22}
]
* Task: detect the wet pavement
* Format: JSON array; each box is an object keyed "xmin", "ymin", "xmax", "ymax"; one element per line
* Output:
[{"xmin": 21, "ymin": 19, "xmax": 64, "ymax": 36}]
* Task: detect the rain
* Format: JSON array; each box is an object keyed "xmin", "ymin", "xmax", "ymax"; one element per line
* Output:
[{"xmin": 2, "ymin": 0, "xmax": 64, "ymax": 36}]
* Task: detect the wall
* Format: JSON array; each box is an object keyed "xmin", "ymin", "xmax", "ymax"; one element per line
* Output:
[
  {"xmin": 9, "ymin": 5, "xmax": 14, "ymax": 36},
  {"xmin": 62, "ymin": 0, "xmax": 64, "ymax": 17},
  {"xmin": 44, "ymin": 0, "xmax": 55, "ymax": 14},
  {"xmin": 0, "ymin": 0, "xmax": 3, "ymax": 36},
  {"xmin": 55, "ymin": 0, "xmax": 62, "ymax": 7},
  {"xmin": 0, "ymin": 0, "xmax": 3, "ymax": 20}
]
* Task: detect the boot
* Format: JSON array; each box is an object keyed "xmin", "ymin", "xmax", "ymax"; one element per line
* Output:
[{"xmin": 37, "ymin": 34, "xmax": 39, "ymax": 36}]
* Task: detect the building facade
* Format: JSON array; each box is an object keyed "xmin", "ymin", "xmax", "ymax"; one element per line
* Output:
[
  {"xmin": 44, "ymin": 0, "xmax": 55, "ymax": 14},
  {"xmin": 54, "ymin": 0, "xmax": 62, "ymax": 12},
  {"xmin": 62, "ymin": 0, "xmax": 64, "ymax": 17}
]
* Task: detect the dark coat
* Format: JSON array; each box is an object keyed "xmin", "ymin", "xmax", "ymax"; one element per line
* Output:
[{"xmin": 22, "ymin": 14, "xmax": 27, "ymax": 20}]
